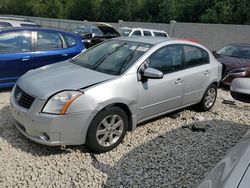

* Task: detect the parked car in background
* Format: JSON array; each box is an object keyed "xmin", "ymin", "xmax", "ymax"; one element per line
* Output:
[
  {"xmin": 73, "ymin": 23, "xmax": 120, "ymax": 48},
  {"xmin": 198, "ymin": 78, "xmax": 250, "ymax": 188},
  {"xmin": 10, "ymin": 37, "xmax": 221, "ymax": 153},
  {"xmin": 118, "ymin": 27, "xmax": 169, "ymax": 38},
  {"xmin": 0, "ymin": 27, "xmax": 85, "ymax": 88},
  {"xmin": 0, "ymin": 17, "xmax": 40, "ymax": 28},
  {"xmin": 214, "ymin": 43, "xmax": 250, "ymax": 85}
]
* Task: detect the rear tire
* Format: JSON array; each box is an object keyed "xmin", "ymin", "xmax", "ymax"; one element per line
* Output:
[
  {"xmin": 197, "ymin": 84, "xmax": 217, "ymax": 112},
  {"xmin": 86, "ymin": 107, "xmax": 128, "ymax": 153}
]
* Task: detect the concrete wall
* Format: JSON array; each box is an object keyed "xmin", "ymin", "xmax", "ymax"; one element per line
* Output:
[
  {"xmin": 1, "ymin": 15, "xmax": 250, "ymax": 51},
  {"xmin": 173, "ymin": 22, "xmax": 250, "ymax": 50}
]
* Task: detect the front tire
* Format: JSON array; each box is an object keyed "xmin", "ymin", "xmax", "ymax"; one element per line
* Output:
[
  {"xmin": 197, "ymin": 84, "xmax": 217, "ymax": 112},
  {"xmin": 86, "ymin": 107, "xmax": 128, "ymax": 153}
]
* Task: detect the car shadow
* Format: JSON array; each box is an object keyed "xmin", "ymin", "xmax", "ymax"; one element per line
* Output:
[
  {"xmin": 1, "ymin": 104, "xmax": 249, "ymax": 186},
  {"xmin": 0, "ymin": 105, "xmax": 90, "ymax": 156},
  {"xmin": 0, "ymin": 103, "xmax": 200, "ymax": 157},
  {"xmin": 91, "ymin": 120, "xmax": 249, "ymax": 187}
]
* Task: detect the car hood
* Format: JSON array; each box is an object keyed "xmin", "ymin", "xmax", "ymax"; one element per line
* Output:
[
  {"xmin": 17, "ymin": 61, "xmax": 116, "ymax": 100},
  {"xmin": 216, "ymin": 55, "xmax": 250, "ymax": 71}
]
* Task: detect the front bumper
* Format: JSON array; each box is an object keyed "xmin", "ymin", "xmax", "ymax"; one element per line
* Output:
[
  {"xmin": 10, "ymin": 92, "xmax": 93, "ymax": 146},
  {"xmin": 221, "ymin": 72, "xmax": 249, "ymax": 85}
]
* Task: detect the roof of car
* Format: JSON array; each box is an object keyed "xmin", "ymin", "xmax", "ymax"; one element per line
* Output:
[
  {"xmin": 0, "ymin": 19, "xmax": 36, "ymax": 25},
  {"xmin": 119, "ymin": 27, "xmax": 166, "ymax": 33},
  {"xmin": 0, "ymin": 16, "xmax": 32, "ymax": 22},
  {"xmin": 0, "ymin": 27, "xmax": 79, "ymax": 37},
  {"xmin": 114, "ymin": 36, "xmax": 181, "ymax": 45}
]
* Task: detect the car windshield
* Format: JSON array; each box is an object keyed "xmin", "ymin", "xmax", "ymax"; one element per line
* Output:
[
  {"xmin": 73, "ymin": 27, "xmax": 86, "ymax": 34},
  {"xmin": 218, "ymin": 45, "xmax": 250, "ymax": 59},
  {"xmin": 119, "ymin": 29, "xmax": 132, "ymax": 36},
  {"xmin": 71, "ymin": 40, "xmax": 151, "ymax": 75}
]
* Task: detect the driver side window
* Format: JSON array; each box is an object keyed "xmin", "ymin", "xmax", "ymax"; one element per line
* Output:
[{"xmin": 148, "ymin": 45, "xmax": 183, "ymax": 74}]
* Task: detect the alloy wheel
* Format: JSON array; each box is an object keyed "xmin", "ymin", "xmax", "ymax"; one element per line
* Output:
[{"xmin": 96, "ymin": 115, "xmax": 124, "ymax": 147}]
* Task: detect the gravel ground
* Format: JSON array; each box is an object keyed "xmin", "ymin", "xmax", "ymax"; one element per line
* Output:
[{"xmin": 0, "ymin": 88, "xmax": 250, "ymax": 187}]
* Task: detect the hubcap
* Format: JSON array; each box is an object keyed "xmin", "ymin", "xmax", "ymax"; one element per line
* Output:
[
  {"xmin": 204, "ymin": 88, "xmax": 216, "ymax": 108},
  {"xmin": 96, "ymin": 115, "xmax": 124, "ymax": 147}
]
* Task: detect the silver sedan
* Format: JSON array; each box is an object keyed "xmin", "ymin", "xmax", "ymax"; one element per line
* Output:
[{"xmin": 10, "ymin": 37, "xmax": 222, "ymax": 153}]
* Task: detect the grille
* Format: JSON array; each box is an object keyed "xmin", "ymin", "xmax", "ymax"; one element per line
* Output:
[{"xmin": 14, "ymin": 86, "xmax": 35, "ymax": 109}]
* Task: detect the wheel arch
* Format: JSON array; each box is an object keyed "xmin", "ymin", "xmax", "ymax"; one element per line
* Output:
[{"xmin": 102, "ymin": 103, "xmax": 134, "ymax": 131}]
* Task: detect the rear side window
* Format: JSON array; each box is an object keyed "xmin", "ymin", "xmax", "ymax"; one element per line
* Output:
[
  {"xmin": 143, "ymin": 31, "xmax": 152, "ymax": 36},
  {"xmin": 154, "ymin": 32, "xmax": 167, "ymax": 37},
  {"xmin": 0, "ymin": 31, "xmax": 32, "ymax": 53},
  {"xmin": 37, "ymin": 31, "xmax": 63, "ymax": 50},
  {"xmin": 131, "ymin": 30, "xmax": 142, "ymax": 36},
  {"xmin": 183, "ymin": 45, "xmax": 209, "ymax": 68},
  {"xmin": 0, "ymin": 22, "xmax": 12, "ymax": 27},
  {"xmin": 63, "ymin": 34, "xmax": 77, "ymax": 48},
  {"xmin": 148, "ymin": 45, "xmax": 183, "ymax": 74}
]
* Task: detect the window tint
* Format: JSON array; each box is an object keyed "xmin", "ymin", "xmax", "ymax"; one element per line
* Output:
[
  {"xmin": 131, "ymin": 30, "xmax": 142, "ymax": 36},
  {"xmin": 0, "ymin": 31, "xmax": 32, "ymax": 53},
  {"xmin": 63, "ymin": 34, "xmax": 77, "ymax": 48},
  {"xmin": 37, "ymin": 31, "xmax": 63, "ymax": 50},
  {"xmin": 0, "ymin": 22, "xmax": 12, "ymax": 27},
  {"xmin": 184, "ymin": 45, "xmax": 209, "ymax": 68},
  {"xmin": 153, "ymin": 32, "xmax": 167, "ymax": 37},
  {"xmin": 143, "ymin": 31, "xmax": 152, "ymax": 36},
  {"xmin": 148, "ymin": 45, "xmax": 183, "ymax": 74}
]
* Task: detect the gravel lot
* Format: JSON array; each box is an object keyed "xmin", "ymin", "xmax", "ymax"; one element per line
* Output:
[{"xmin": 0, "ymin": 89, "xmax": 250, "ymax": 187}]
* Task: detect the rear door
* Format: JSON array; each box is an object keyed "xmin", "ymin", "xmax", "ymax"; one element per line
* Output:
[
  {"xmin": 0, "ymin": 31, "xmax": 34, "ymax": 86},
  {"xmin": 33, "ymin": 30, "xmax": 69, "ymax": 69},
  {"xmin": 181, "ymin": 45, "xmax": 211, "ymax": 106}
]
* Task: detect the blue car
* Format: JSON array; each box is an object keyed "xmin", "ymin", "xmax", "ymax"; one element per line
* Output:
[{"xmin": 0, "ymin": 27, "xmax": 85, "ymax": 88}]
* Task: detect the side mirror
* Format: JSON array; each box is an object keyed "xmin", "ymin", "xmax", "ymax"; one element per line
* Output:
[
  {"xmin": 230, "ymin": 78, "xmax": 250, "ymax": 103},
  {"xmin": 83, "ymin": 33, "xmax": 94, "ymax": 39},
  {"xmin": 212, "ymin": 50, "xmax": 220, "ymax": 58},
  {"xmin": 143, "ymin": 68, "xmax": 163, "ymax": 79}
]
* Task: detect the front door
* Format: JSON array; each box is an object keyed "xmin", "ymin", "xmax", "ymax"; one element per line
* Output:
[{"xmin": 138, "ymin": 45, "xmax": 184, "ymax": 121}]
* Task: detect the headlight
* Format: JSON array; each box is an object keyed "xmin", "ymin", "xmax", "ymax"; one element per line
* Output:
[
  {"xmin": 42, "ymin": 91, "xmax": 83, "ymax": 114},
  {"xmin": 229, "ymin": 67, "xmax": 247, "ymax": 74}
]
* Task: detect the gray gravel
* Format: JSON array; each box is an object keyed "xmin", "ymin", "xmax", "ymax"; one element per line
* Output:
[{"xmin": 0, "ymin": 89, "xmax": 249, "ymax": 187}]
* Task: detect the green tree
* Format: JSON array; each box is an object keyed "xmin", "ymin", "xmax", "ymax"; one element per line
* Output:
[
  {"xmin": 31, "ymin": 0, "xmax": 65, "ymax": 18},
  {"xmin": 67, "ymin": 0, "xmax": 101, "ymax": 21}
]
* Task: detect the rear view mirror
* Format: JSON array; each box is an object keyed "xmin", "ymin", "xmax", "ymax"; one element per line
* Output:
[
  {"xmin": 143, "ymin": 68, "xmax": 163, "ymax": 79},
  {"xmin": 230, "ymin": 78, "xmax": 250, "ymax": 103}
]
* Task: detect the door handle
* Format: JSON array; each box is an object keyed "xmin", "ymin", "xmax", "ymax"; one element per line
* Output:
[
  {"xmin": 61, "ymin": 53, "xmax": 68, "ymax": 57},
  {"xmin": 204, "ymin": 70, "xmax": 211, "ymax": 75},
  {"xmin": 21, "ymin": 56, "xmax": 30, "ymax": 61},
  {"xmin": 175, "ymin": 78, "xmax": 183, "ymax": 85}
]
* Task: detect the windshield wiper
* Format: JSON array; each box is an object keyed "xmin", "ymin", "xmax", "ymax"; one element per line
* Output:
[
  {"xmin": 91, "ymin": 43, "xmax": 127, "ymax": 70},
  {"xmin": 118, "ymin": 44, "xmax": 141, "ymax": 74}
]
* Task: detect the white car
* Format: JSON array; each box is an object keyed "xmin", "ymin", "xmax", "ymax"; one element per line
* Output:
[
  {"xmin": 118, "ymin": 27, "xmax": 168, "ymax": 38},
  {"xmin": 0, "ymin": 17, "xmax": 39, "ymax": 28}
]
